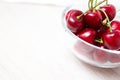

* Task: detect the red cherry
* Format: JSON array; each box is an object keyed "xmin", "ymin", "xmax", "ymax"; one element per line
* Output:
[
  {"xmin": 109, "ymin": 54, "xmax": 120, "ymax": 63},
  {"xmin": 84, "ymin": 10, "xmax": 102, "ymax": 29},
  {"xmin": 107, "ymin": 20, "xmax": 120, "ymax": 32},
  {"xmin": 74, "ymin": 41, "xmax": 94, "ymax": 59},
  {"xmin": 66, "ymin": 10, "xmax": 84, "ymax": 34},
  {"xmin": 102, "ymin": 30, "xmax": 120, "ymax": 50},
  {"xmin": 77, "ymin": 28, "xmax": 96, "ymax": 44},
  {"xmin": 96, "ymin": 24, "xmax": 107, "ymax": 37},
  {"xmin": 94, "ymin": 42, "xmax": 107, "ymax": 49},
  {"xmin": 66, "ymin": 10, "xmax": 75, "ymax": 20},
  {"xmin": 100, "ymin": 4, "xmax": 116, "ymax": 21},
  {"xmin": 93, "ymin": 50, "xmax": 109, "ymax": 63}
]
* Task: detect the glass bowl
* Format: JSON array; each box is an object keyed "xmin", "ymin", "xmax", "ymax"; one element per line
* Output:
[{"xmin": 62, "ymin": 0, "xmax": 120, "ymax": 68}]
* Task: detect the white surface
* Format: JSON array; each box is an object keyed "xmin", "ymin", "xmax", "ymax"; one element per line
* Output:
[
  {"xmin": 0, "ymin": 0, "xmax": 82, "ymax": 6},
  {"xmin": 0, "ymin": 2, "xmax": 120, "ymax": 80},
  {"xmin": 0, "ymin": 0, "xmax": 120, "ymax": 7}
]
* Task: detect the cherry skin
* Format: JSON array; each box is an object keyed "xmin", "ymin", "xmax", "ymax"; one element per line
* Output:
[
  {"xmin": 66, "ymin": 9, "xmax": 75, "ymax": 20},
  {"xmin": 93, "ymin": 50, "xmax": 109, "ymax": 63},
  {"xmin": 96, "ymin": 24, "xmax": 107, "ymax": 38},
  {"xmin": 66, "ymin": 10, "xmax": 84, "ymax": 34},
  {"xmin": 102, "ymin": 30, "xmax": 120, "ymax": 50},
  {"xmin": 109, "ymin": 54, "xmax": 120, "ymax": 63},
  {"xmin": 74, "ymin": 41, "xmax": 94, "ymax": 59},
  {"xmin": 107, "ymin": 20, "xmax": 120, "ymax": 32},
  {"xmin": 100, "ymin": 4, "xmax": 116, "ymax": 21},
  {"xmin": 77, "ymin": 28, "xmax": 96, "ymax": 44},
  {"xmin": 84, "ymin": 10, "xmax": 102, "ymax": 29},
  {"xmin": 94, "ymin": 41, "xmax": 107, "ymax": 49}
]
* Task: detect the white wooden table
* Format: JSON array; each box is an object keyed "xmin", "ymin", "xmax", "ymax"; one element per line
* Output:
[{"xmin": 0, "ymin": 2, "xmax": 120, "ymax": 80}]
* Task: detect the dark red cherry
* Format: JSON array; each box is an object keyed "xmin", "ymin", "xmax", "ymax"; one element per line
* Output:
[
  {"xmin": 74, "ymin": 41, "xmax": 93, "ymax": 59},
  {"xmin": 102, "ymin": 30, "xmax": 120, "ymax": 50},
  {"xmin": 109, "ymin": 54, "xmax": 120, "ymax": 63},
  {"xmin": 66, "ymin": 10, "xmax": 75, "ymax": 20},
  {"xmin": 93, "ymin": 50, "xmax": 109, "ymax": 63},
  {"xmin": 100, "ymin": 4, "xmax": 116, "ymax": 21},
  {"xmin": 107, "ymin": 20, "xmax": 120, "ymax": 32},
  {"xmin": 94, "ymin": 41, "xmax": 107, "ymax": 49},
  {"xmin": 77, "ymin": 28, "xmax": 96, "ymax": 44},
  {"xmin": 96, "ymin": 24, "xmax": 107, "ymax": 37},
  {"xmin": 66, "ymin": 10, "xmax": 84, "ymax": 34},
  {"xmin": 84, "ymin": 10, "xmax": 102, "ymax": 29}
]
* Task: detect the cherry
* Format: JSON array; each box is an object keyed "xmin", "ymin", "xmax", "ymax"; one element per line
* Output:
[
  {"xmin": 84, "ymin": 10, "xmax": 102, "ymax": 29},
  {"xmin": 94, "ymin": 41, "xmax": 107, "ymax": 49},
  {"xmin": 100, "ymin": 4, "xmax": 116, "ymax": 21},
  {"xmin": 77, "ymin": 28, "xmax": 96, "ymax": 44},
  {"xmin": 102, "ymin": 30, "xmax": 120, "ymax": 50},
  {"xmin": 96, "ymin": 24, "xmax": 107, "ymax": 37},
  {"xmin": 109, "ymin": 54, "xmax": 120, "ymax": 63},
  {"xmin": 66, "ymin": 10, "xmax": 84, "ymax": 34},
  {"xmin": 107, "ymin": 20, "xmax": 120, "ymax": 32},
  {"xmin": 74, "ymin": 41, "xmax": 94, "ymax": 59},
  {"xmin": 93, "ymin": 50, "xmax": 109, "ymax": 63},
  {"xmin": 66, "ymin": 10, "xmax": 75, "ymax": 20}
]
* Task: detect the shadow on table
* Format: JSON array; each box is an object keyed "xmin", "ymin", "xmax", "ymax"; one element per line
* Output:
[
  {"xmin": 80, "ymin": 61, "xmax": 120, "ymax": 80},
  {"xmin": 69, "ymin": 49, "xmax": 120, "ymax": 80}
]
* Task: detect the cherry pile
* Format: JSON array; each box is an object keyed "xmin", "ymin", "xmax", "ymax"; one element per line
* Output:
[{"xmin": 65, "ymin": 0, "xmax": 120, "ymax": 50}]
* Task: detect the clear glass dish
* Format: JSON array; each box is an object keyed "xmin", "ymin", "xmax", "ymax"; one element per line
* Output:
[{"xmin": 62, "ymin": 0, "xmax": 120, "ymax": 68}]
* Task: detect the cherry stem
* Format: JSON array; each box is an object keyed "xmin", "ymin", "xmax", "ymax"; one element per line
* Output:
[
  {"xmin": 95, "ymin": 0, "xmax": 97, "ymax": 7},
  {"xmin": 91, "ymin": 0, "xmax": 94, "ymax": 9},
  {"xmin": 99, "ymin": 9, "xmax": 112, "ymax": 32},
  {"xmin": 102, "ymin": 19, "xmax": 107, "ymax": 25},
  {"xmin": 106, "ymin": 0, "xmax": 108, "ymax": 5},
  {"xmin": 95, "ymin": 38, "xmax": 103, "ymax": 44},
  {"xmin": 77, "ymin": 0, "xmax": 106, "ymax": 19},
  {"xmin": 76, "ymin": 14, "xmax": 83, "ymax": 19},
  {"xmin": 93, "ymin": 0, "xmax": 106, "ymax": 9},
  {"xmin": 88, "ymin": 0, "xmax": 91, "ymax": 10}
]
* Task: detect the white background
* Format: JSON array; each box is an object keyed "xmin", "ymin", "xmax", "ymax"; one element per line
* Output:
[{"xmin": 1, "ymin": 0, "xmax": 81, "ymax": 6}]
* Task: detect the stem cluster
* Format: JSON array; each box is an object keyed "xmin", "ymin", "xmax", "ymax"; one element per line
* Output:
[{"xmin": 77, "ymin": 0, "xmax": 112, "ymax": 32}]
